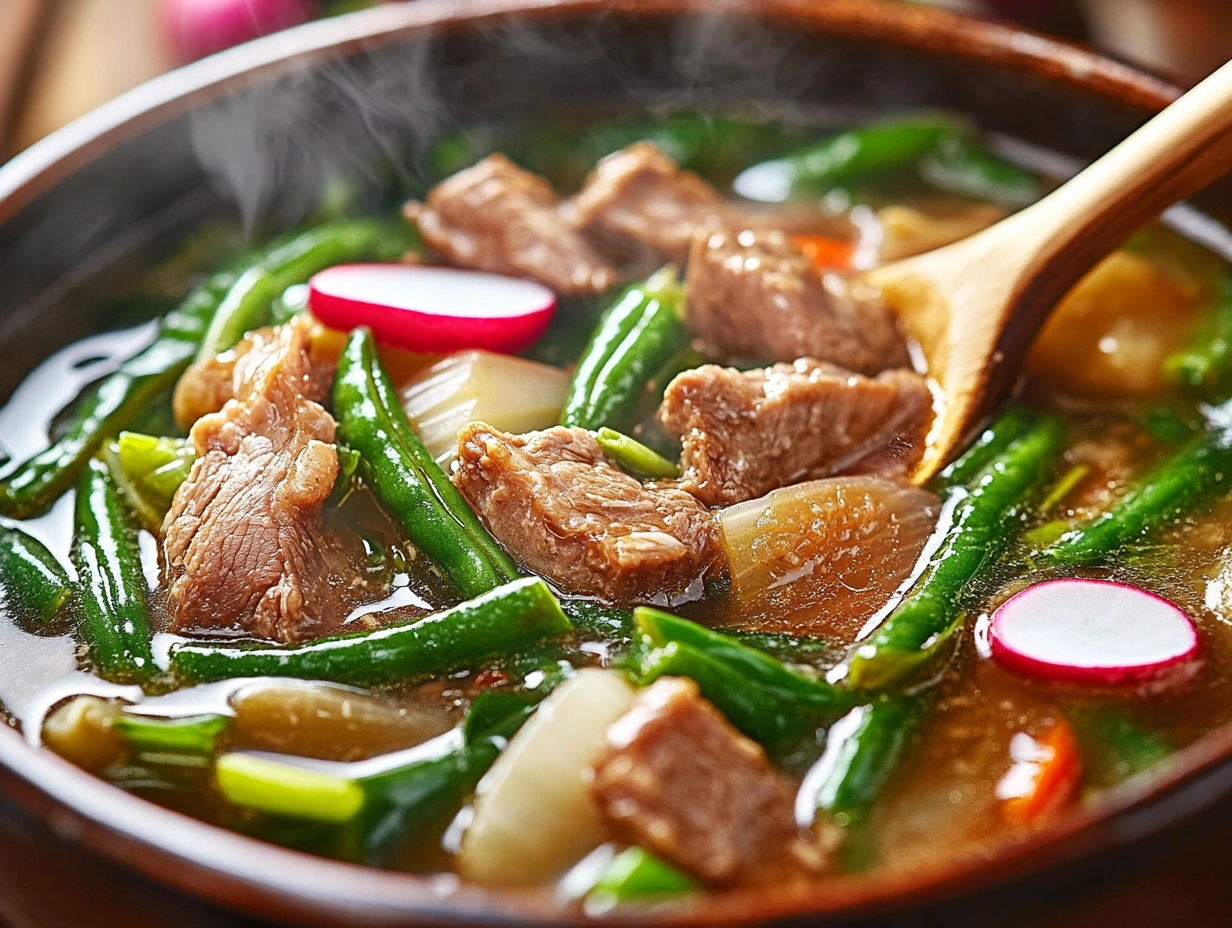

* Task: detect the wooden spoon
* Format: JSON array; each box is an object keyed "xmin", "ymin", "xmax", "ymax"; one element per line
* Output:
[{"xmin": 868, "ymin": 58, "xmax": 1232, "ymax": 483}]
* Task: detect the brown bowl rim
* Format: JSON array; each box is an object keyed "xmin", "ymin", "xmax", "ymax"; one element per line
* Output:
[{"xmin": 0, "ymin": 1, "xmax": 1222, "ymax": 925}]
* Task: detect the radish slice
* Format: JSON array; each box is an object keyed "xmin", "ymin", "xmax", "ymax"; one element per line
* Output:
[
  {"xmin": 990, "ymin": 579, "xmax": 1199, "ymax": 686},
  {"xmin": 308, "ymin": 264, "xmax": 557, "ymax": 355},
  {"xmin": 161, "ymin": 0, "xmax": 316, "ymax": 64}
]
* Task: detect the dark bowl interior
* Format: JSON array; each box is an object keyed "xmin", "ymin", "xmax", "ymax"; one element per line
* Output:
[{"xmin": 2, "ymin": 1, "xmax": 1231, "ymax": 926}]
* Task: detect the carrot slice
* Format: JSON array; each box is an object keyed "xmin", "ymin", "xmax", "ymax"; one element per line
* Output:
[
  {"xmin": 1001, "ymin": 718, "xmax": 1083, "ymax": 824},
  {"xmin": 790, "ymin": 234, "xmax": 856, "ymax": 270}
]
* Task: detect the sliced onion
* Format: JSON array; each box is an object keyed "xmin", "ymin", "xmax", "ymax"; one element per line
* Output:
[
  {"xmin": 399, "ymin": 351, "xmax": 569, "ymax": 464},
  {"xmin": 716, "ymin": 476, "xmax": 939, "ymax": 643}
]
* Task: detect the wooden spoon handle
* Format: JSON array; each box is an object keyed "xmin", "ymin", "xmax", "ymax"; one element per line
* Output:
[{"xmin": 1008, "ymin": 57, "xmax": 1232, "ymax": 313}]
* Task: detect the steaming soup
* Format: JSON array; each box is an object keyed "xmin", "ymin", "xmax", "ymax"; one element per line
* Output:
[{"xmin": 3, "ymin": 111, "xmax": 1232, "ymax": 907}]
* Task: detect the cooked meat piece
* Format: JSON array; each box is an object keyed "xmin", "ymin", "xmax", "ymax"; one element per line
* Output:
[
  {"xmin": 173, "ymin": 323, "xmax": 337, "ymax": 430},
  {"xmin": 405, "ymin": 154, "xmax": 620, "ymax": 295},
  {"xmin": 163, "ymin": 316, "xmax": 343, "ymax": 642},
  {"xmin": 659, "ymin": 360, "xmax": 934, "ymax": 507},
  {"xmin": 591, "ymin": 677, "xmax": 836, "ymax": 885},
  {"xmin": 173, "ymin": 350, "xmax": 238, "ymax": 430},
  {"xmin": 569, "ymin": 142, "xmax": 729, "ymax": 265},
  {"xmin": 686, "ymin": 226, "xmax": 909, "ymax": 374},
  {"xmin": 452, "ymin": 424, "xmax": 720, "ymax": 602}
]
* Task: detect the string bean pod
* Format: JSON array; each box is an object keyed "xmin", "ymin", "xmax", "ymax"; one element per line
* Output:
[
  {"xmin": 1165, "ymin": 273, "xmax": 1232, "ymax": 392},
  {"xmin": 735, "ymin": 116, "xmax": 957, "ymax": 200},
  {"xmin": 333, "ymin": 327, "xmax": 520, "ymax": 598},
  {"xmin": 0, "ymin": 219, "xmax": 414, "ymax": 518},
  {"xmin": 196, "ymin": 218, "xmax": 416, "ymax": 361},
  {"xmin": 169, "ymin": 577, "xmax": 572, "ymax": 685},
  {"xmin": 809, "ymin": 697, "xmax": 920, "ymax": 824},
  {"xmin": 559, "ymin": 268, "xmax": 688, "ymax": 431},
  {"xmin": 848, "ymin": 416, "xmax": 1066, "ymax": 690},
  {"xmin": 1045, "ymin": 399, "xmax": 1232, "ymax": 566},
  {"xmin": 72, "ymin": 457, "xmax": 155, "ymax": 681},
  {"xmin": 935, "ymin": 406, "xmax": 1037, "ymax": 491},
  {"xmin": 0, "ymin": 522, "xmax": 71, "ymax": 624},
  {"xmin": 632, "ymin": 608, "xmax": 855, "ymax": 747}
]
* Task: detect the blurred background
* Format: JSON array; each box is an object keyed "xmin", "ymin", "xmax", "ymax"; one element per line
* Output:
[{"xmin": 3, "ymin": 0, "xmax": 1232, "ymax": 162}]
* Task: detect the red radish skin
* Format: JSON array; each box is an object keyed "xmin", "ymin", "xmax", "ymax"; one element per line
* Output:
[
  {"xmin": 161, "ymin": 0, "xmax": 317, "ymax": 64},
  {"xmin": 989, "ymin": 579, "xmax": 1200, "ymax": 687},
  {"xmin": 308, "ymin": 264, "xmax": 557, "ymax": 355}
]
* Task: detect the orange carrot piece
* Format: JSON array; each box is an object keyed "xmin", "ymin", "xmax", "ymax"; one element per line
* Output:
[
  {"xmin": 790, "ymin": 234, "xmax": 856, "ymax": 270},
  {"xmin": 1004, "ymin": 718, "xmax": 1083, "ymax": 824}
]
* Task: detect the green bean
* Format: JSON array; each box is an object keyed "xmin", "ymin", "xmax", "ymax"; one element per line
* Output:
[
  {"xmin": 196, "ymin": 218, "xmax": 416, "ymax": 361},
  {"xmin": 586, "ymin": 847, "xmax": 697, "ymax": 909},
  {"xmin": 934, "ymin": 406, "xmax": 1037, "ymax": 491},
  {"xmin": 1037, "ymin": 463, "xmax": 1090, "ymax": 516},
  {"xmin": 226, "ymin": 689, "xmax": 538, "ymax": 862},
  {"xmin": 0, "ymin": 522, "xmax": 71, "ymax": 624},
  {"xmin": 636, "ymin": 642, "xmax": 800, "ymax": 746},
  {"xmin": 333, "ymin": 327, "xmax": 520, "ymax": 598},
  {"xmin": 729, "ymin": 630, "xmax": 831, "ymax": 667},
  {"xmin": 1138, "ymin": 404, "xmax": 1201, "ymax": 445},
  {"xmin": 103, "ymin": 432, "xmax": 195, "ymax": 530},
  {"xmin": 632, "ymin": 611, "xmax": 854, "ymax": 748},
  {"xmin": 635, "ymin": 608, "xmax": 850, "ymax": 714},
  {"xmin": 169, "ymin": 577, "xmax": 572, "ymax": 686},
  {"xmin": 848, "ymin": 417, "xmax": 1066, "ymax": 690},
  {"xmin": 560, "ymin": 268, "xmax": 688, "ymax": 431},
  {"xmin": 737, "ymin": 116, "xmax": 957, "ymax": 200},
  {"xmin": 72, "ymin": 457, "xmax": 155, "ymax": 681},
  {"xmin": 561, "ymin": 599, "xmax": 634, "ymax": 639},
  {"xmin": 918, "ymin": 131, "xmax": 1043, "ymax": 207},
  {"xmin": 431, "ymin": 112, "xmax": 808, "ymax": 189},
  {"xmin": 0, "ymin": 269, "xmax": 235, "ymax": 519},
  {"xmin": 354, "ymin": 691, "xmax": 538, "ymax": 864},
  {"xmin": 810, "ymin": 697, "xmax": 919, "ymax": 825},
  {"xmin": 0, "ymin": 219, "xmax": 415, "ymax": 519},
  {"xmin": 1166, "ymin": 273, "xmax": 1232, "ymax": 392},
  {"xmin": 594, "ymin": 428, "xmax": 679, "ymax": 479},
  {"xmin": 1044, "ymin": 400, "xmax": 1232, "ymax": 566},
  {"xmin": 270, "ymin": 283, "xmax": 311, "ymax": 326},
  {"xmin": 1073, "ymin": 710, "xmax": 1172, "ymax": 788}
]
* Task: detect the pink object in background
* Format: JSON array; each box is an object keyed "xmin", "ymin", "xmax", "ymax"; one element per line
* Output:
[{"xmin": 160, "ymin": 0, "xmax": 318, "ymax": 63}]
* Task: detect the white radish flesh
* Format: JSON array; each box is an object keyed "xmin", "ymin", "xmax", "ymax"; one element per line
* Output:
[
  {"xmin": 309, "ymin": 264, "xmax": 556, "ymax": 354},
  {"xmin": 990, "ymin": 578, "xmax": 1200, "ymax": 686},
  {"xmin": 458, "ymin": 669, "xmax": 636, "ymax": 886}
]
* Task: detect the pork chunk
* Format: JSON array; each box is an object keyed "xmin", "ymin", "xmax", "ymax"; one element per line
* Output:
[
  {"xmin": 569, "ymin": 142, "xmax": 729, "ymax": 265},
  {"xmin": 686, "ymin": 227, "xmax": 909, "ymax": 374},
  {"xmin": 591, "ymin": 677, "xmax": 835, "ymax": 885},
  {"xmin": 173, "ymin": 350, "xmax": 238, "ymax": 430},
  {"xmin": 163, "ymin": 316, "xmax": 342, "ymax": 642},
  {"xmin": 173, "ymin": 323, "xmax": 337, "ymax": 430},
  {"xmin": 405, "ymin": 154, "xmax": 620, "ymax": 295},
  {"xmin": 659, "ymin": 360, "xmax": 934, "ymax": 506},
  {"xmin": 451, "ymin": 424, "xmax": 719, "ymax": 602}
]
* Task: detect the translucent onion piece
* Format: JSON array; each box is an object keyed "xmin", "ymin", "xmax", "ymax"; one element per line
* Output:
[{"xmin": 717, "ymin": 476, "xmax": 939, "ymax": 643}]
